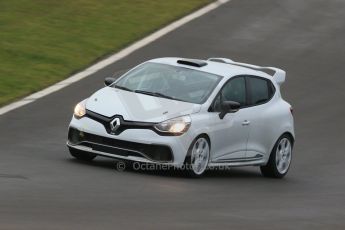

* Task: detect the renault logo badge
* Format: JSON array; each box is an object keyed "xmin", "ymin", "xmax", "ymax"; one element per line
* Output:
[{"xmin": 110, "ymin": 117, "xmax": 121, "ymax": 133}]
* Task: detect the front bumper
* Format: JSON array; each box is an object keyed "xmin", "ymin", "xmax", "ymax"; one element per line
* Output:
[{"xmin": 67, "ymin": 116, "xmax": 193, "ymax": 166}]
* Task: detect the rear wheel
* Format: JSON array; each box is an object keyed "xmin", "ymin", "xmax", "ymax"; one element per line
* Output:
[
  {"xmin": 260, "ymin": 134, "xmax": 293, "ymax": 178},
  {"xmin": 184, "ymin": 136, "xmax": 210, "ymax": 177},
  {"xmin": 69, "ymin": 147, "xmax": 97, "ymax": 161}
]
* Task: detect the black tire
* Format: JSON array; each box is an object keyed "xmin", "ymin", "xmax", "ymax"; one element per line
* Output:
[
  {"xmin": 260, "ymin": 134, "xmax": 293, "ymax": 178},
  {"xmin": 69, "ymin": 147, "xmax": 97, "ymax": 161},
  {"xmin": 184, "ymin": 135, "xmax": 210, "ymax": 178}
]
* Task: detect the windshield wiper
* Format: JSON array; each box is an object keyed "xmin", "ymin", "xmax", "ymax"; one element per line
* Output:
[
  {"xmin": 134, "ymin": 90, "xmax": 176, "ymax": 100},
  {"xmin": 113, "ymin": 84, "xmax": 133, "ymax": 92}
]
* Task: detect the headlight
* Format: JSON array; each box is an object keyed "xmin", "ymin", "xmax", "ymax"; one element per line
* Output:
[
  {"xmin": 154, "ymin": 115, "xmax": 191, "ymax": 135},
  {"xmin": 74, "ymin": 100, "xmax": 86, "ymax": 118}
]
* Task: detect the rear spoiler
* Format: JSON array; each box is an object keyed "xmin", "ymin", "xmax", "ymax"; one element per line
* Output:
[{"xmin": 207, "ymin": 58, "xmax": 286, "ymax": 85}]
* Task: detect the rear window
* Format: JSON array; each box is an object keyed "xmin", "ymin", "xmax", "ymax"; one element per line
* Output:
[{"xmin": 247, "ymin": 77, "xmax": 275, "ymax": 105}]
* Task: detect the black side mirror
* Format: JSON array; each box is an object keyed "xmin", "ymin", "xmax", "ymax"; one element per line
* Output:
[
  {"xmin": 104, "ymin": 77, "xmax": 116, "ymax": 86},
  {"xmin": 219, "ymin": 101, "xmax": 241, "ymax": 119}
]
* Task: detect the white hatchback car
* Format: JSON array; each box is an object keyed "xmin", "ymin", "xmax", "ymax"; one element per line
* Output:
[{"xmin": 67, "ymin": 57, "xmax": 294, "ymax": 178}]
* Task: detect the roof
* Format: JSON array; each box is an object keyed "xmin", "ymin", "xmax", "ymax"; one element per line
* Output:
[{"xmin": 148, "ymin": 57, "xmax": 272, "ymax": 80}]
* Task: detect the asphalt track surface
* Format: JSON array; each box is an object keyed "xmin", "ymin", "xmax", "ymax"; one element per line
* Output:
[{"xmin": 1, "ymin": 0, "xmax": 345, "ymax": 229}]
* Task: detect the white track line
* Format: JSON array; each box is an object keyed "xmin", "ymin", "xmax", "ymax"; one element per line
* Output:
[{"xmin": 0, "ymin": 0, "xmax": 230, "ymax": 116}]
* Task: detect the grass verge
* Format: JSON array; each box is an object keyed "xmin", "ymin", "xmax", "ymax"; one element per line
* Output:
[{"xmin": 0, "ymin": 0, "xmax": 211, "ymax": 106}]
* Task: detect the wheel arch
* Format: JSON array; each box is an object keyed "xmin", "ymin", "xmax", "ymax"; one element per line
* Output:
[
  {"xmin": 198, "ymin": 133, "xmax": 211, "ymax": 148},
  {"xmin": 265, "ymin": 131, "xmax": 295, "ymax": 163},
  {"xmin": 281, "ymin": 131, "xmax": 295, "ymax": 147},
  {"xmin": 184, "ymin": 133, "xmax": 211, "ymax": 163}
]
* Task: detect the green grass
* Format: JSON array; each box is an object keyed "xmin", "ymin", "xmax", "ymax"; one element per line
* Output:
[{"xmin": 0, "ymin": 0, "xmax": 211, "ymax": 106}]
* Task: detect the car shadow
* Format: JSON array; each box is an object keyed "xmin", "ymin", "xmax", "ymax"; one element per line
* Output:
[{"xmin": 67, "ymin": 157, "xmax": 263, "ymax": 179}]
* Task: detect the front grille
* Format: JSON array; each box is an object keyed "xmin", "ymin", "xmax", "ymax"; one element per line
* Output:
[
  {"xmin": 85, "ymin": 110, "xmax": 155, "ymax": 135},
  {"xmin": 68, "ymin": 128, "xmax": 173, "ymax": 162}
]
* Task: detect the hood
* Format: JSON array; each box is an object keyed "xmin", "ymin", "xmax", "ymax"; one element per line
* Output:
[{"xmin": 86, "ymin": 87, "xmax": 201, "ymax": 122}]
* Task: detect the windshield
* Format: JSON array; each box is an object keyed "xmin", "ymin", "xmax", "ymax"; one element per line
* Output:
[{"xmin": 114, "ymin": 62, "xmax": 222, "ymax": 104}]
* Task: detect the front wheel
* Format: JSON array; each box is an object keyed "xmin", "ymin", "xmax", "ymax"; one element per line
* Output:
[
  {"xmin": 260, "ymin": 134, "xmax": 293, "ymax": 178},
  {"xmin": 69, "ymin": 147, "xmax": 97, "ymax": 162},
  {"xmin": 184, "ymin": 136, "xmax": 210, "ymax": 177}
]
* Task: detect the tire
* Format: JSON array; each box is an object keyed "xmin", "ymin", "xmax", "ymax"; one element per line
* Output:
[
  {"xmin": 184, "ymin": 135, "xmax": 210, "ymax": 178},
  {"xmin": 260, "ymin": 134, "xmax": 293, "ymax": 178},
  {"xmin": 69, "ymin": 147, "xmax": 97, "ymax": 162}
]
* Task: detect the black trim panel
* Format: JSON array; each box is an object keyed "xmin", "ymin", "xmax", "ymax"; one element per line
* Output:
[
  {"xmin": 177, "ymin": 59, "xmax": 207, "ymax": 67},
  {"xmin": 68, "ymin": 128, "xmax": 174, "ymax": 162}
]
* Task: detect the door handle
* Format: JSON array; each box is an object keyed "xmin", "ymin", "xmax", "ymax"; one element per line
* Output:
[{"xmin": 242, "ymin": 120, "xmax": 250, "ymax": 126}]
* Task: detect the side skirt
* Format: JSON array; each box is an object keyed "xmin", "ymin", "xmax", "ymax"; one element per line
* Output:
[{"xmin": 209, "ymin": 156, "xmax": 266, "ymax": 167}]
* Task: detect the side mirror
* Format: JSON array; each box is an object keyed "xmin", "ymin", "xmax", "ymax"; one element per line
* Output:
[
  {"xmin": 219, "ymin": 101, "xmax": 241, "ymax": 119},
  {"xmin": 104, "ymin": 77, "xmax": 116, "ymax": 86}
]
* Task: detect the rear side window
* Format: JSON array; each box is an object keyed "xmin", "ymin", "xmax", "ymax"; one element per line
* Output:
[{"xmin": 247, "ymin": 77, "xmax": 275, "ymax": 105}]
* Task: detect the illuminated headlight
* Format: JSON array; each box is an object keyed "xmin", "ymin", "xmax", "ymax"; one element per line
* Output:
[
  {"xmin": 154, "ymin": 115, "xmax": 191, "ymax": 135},
  {"xmin": 74, "ymin": 100, "xmax": 87, "ymax": 118}
]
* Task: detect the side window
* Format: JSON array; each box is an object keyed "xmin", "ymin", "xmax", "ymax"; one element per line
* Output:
[
  {"xmin": 247, "ymin": 77, "xmax": 274, "ymax": 105},
  {"xmin": 213, "ymin": 77, "xmax": 246, "ymax": 111}
]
